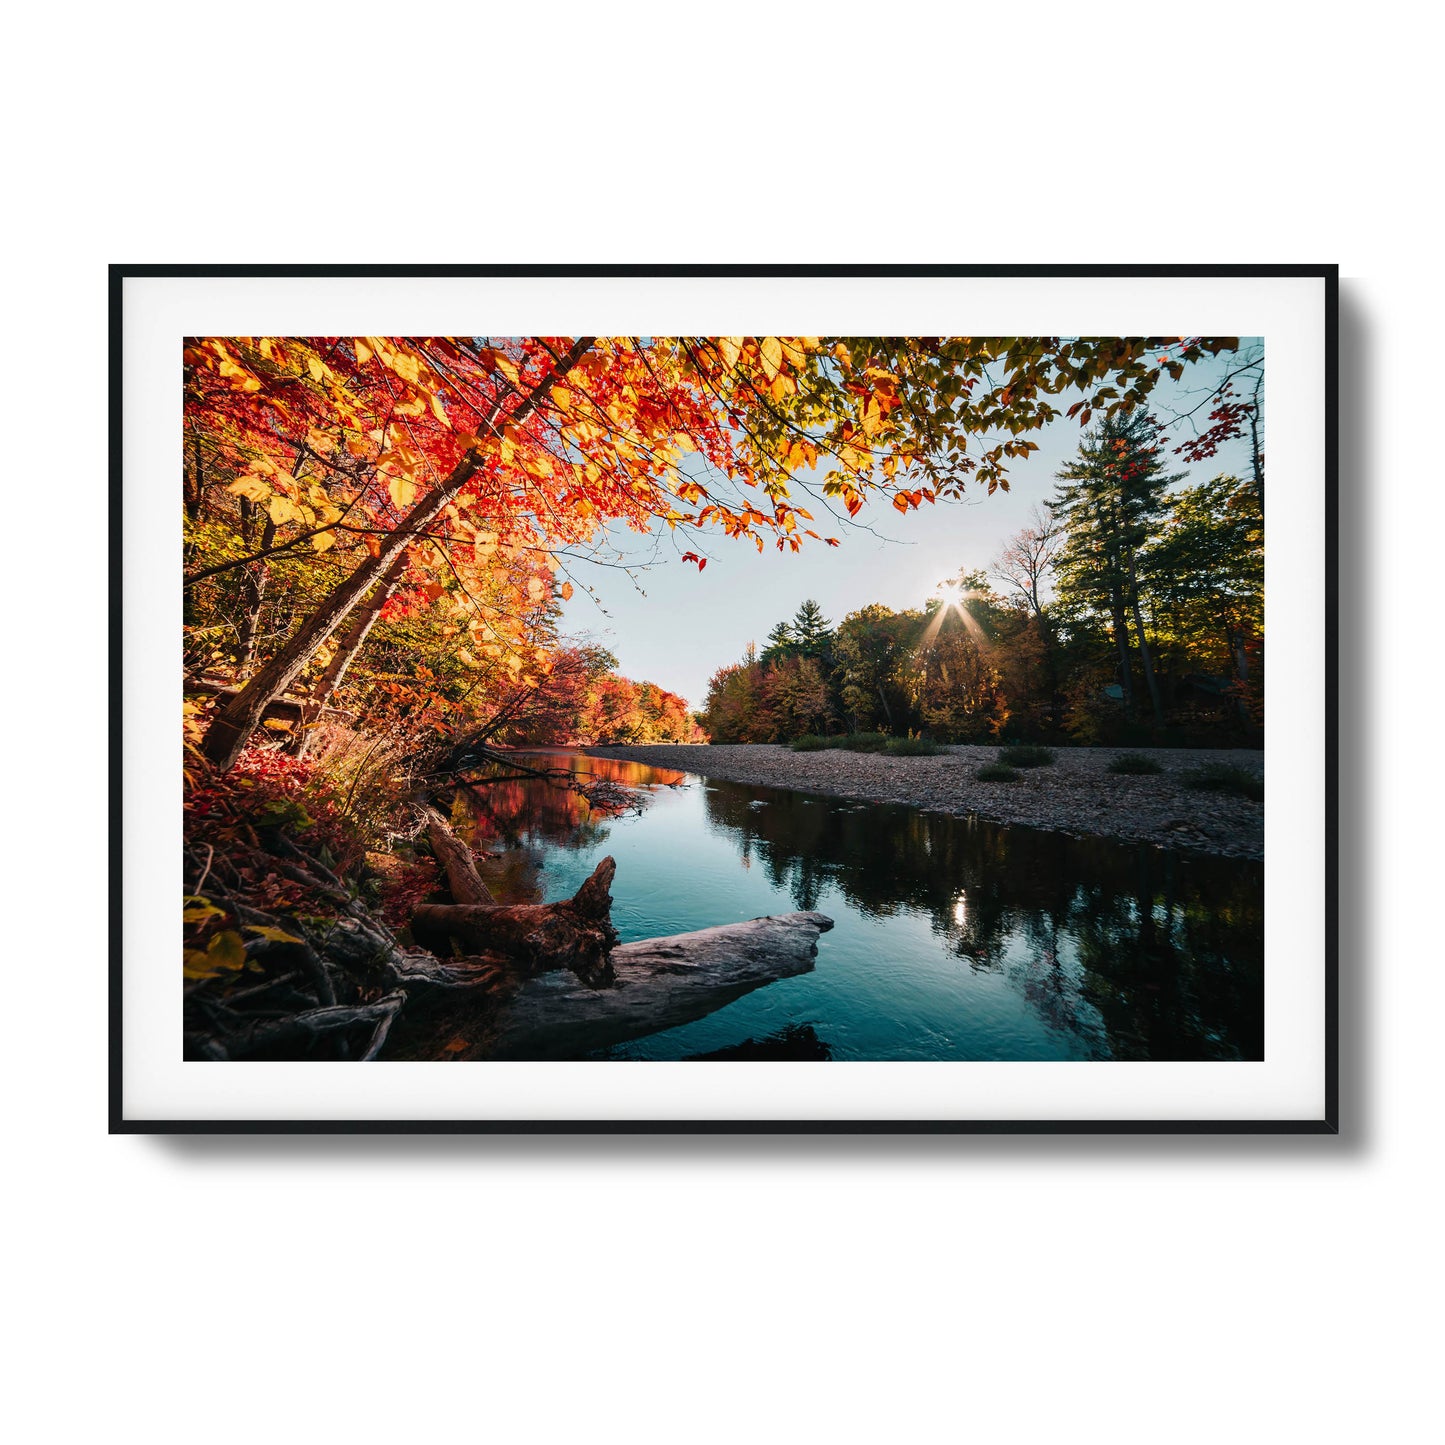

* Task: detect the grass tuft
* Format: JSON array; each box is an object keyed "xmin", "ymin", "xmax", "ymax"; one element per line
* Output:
[
  {"xmin": 1181, "ymin": 762, "xmax": 1263, "ymax": 802},
  {"xmin": 884, "ymin": 736, "xmax": 944, "ymax": 756},
  {"xmin": 997, "ymin": 745, "xmax": 1056, "ymax": 768},
  {"xmin": 975, "ymin": 763, "xmax": 1021, "ymax": 782},
  {"xmin": 838, "ymin": 732, "xmax": 892, "ymax": 753},
  {"xmin": 1107, "ymin": 752, "xmax": 1163, "ymax": 775},
  {"xmin": 789, "ymin": 734, "xmax": 833, "ymax": 752}
]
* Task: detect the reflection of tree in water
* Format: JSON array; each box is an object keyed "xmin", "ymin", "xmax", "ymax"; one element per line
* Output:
[
  {"xmin": 701, "ymin": 781, "xmax": 1262, "ymax": 1061},
  {"xmin": 453, "ymin": 752, "xmax": 687, "ymax": 904}
]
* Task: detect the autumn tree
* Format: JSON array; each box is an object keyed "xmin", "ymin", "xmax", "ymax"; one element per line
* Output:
[{"xmin": 832, "ymin": 605, "xmax": 911, "ymax": 733}]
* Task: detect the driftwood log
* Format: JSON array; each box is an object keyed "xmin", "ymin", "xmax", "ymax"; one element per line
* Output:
[
  {"xmin": 419, "ymin": 804, "xmax": 494, "ymax": 904},
  {"xmin": 480, "ymin": 911, "xmax": 834, "ymax": 1059},
  {"xmin": 412, "ymin": 856, "xmax": 619, "ymax": 984}
]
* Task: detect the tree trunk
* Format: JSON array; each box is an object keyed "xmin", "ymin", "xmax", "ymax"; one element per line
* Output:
[
  {"xmin": 877, "ymin": 681, "xmax": 895, "ymax": 731},
  {"xmin": 186, "ymin": 430, "xmax": 205, "ymax": 523},
  {"xmin": 1227, "ymin": 622, "xmax": 1253, "ymax": 727},
  {"xmin": 311, "ymin": 548, "xmax": 410, "ymax": 707},
  {"xmin": 200, "ymin": 337, "xmax": 595, "ymax": 770},
  {"xmin": 411, "ymin": 855, "xmax": 618, "ymax": 983},
  {"xmin": 1111, "ymin": 594, "xmax": 1136, "ymax": 717},
  {"xmin": 1248, "ymin": 371, "xmax": 1264, "ymax": 510},
  {"xmin": 1126, "ymin": 552, "xmax": 1164, "ymax": 725},
  {"xmin": 480, "ymin": 911, "xmax": 833, "ymax": 1060},
  {"xmin": 289, "ymin": 547, "xmax": 411, "ymax": 756},
  {"xmin": 235, "ymin": 514, "xmax": 276, "ymax": 678}
]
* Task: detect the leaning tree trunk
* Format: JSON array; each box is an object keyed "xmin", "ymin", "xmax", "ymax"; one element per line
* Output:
[
  {"xmin": 290, "ymin": 548, "xmax": 411, "ymax": 756},
  {"xmin": 201, "ymin": 336, "xmax": 595, "ymax": 771},
  {"xmin": 311, "ymin": 548, "xmax": 410, "ymax": 707}
]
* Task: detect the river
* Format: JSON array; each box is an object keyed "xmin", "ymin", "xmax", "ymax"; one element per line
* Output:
[{"xmin": 452, "ymin": 748, "xmax": 1263, "ymax": 1062}]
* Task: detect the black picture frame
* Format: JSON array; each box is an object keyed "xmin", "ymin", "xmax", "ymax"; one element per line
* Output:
[{"xmin": 111, "ymin": 263, "xmax": 1338, "ymax": 1135}]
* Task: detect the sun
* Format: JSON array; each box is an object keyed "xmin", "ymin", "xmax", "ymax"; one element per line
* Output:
[{"xmin": 934, "ymin": 580, "xmax": 964, "ymax": 613}]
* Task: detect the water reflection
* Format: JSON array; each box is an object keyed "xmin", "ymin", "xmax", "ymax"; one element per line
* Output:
[
  {"xmin": 450, "ymin": 751, "xmax": 1263, "ymax": 1062},
  {"xmin": 699, "ymin": 780, "xmax": 1263, "ymax": 1061},
  {"xmin": 455, "ymin": 750, "xmax": 686, "ymax": 903}
]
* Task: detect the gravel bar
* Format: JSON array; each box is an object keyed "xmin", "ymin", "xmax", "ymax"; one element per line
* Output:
[{"xmin": 584, "ymin": 743, "xmax": 1264, "ymax": 860}]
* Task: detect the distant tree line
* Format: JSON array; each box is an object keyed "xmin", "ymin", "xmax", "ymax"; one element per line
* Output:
[{"xmin": 700, "ymin": 412, "xmax": 1263, "ymax": 747}]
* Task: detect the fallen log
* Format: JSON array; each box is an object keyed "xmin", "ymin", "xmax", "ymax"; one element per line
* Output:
[
  {"xmin": 480, "ymin": 910, "xmax": 834, "ymax": 1059},
  {"xmin": 411, "ymin": 856, "xmax": 619, "ymax": 984},
  {"xmin": 419, "ymin": 804, "xmax": 494, "ymax": 904}
]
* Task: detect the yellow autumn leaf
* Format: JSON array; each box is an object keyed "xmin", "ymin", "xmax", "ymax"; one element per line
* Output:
[
  {"xmin": 185, "ymin": 930, "xmax": 249, "ymax": 979},
  {"xmin": 355, "ymin": 338, "xmax": 374, "ymax": 364},
  {"xmin": 779, "ymin": 338, "xmax": 808, "ymax": 370},
  {"xmin": 311, "ymin": 530, "xmax": 336, "ymax": 553},
  {"xmin": 243, "ymin": 924, "xmax": 305, "ymax": 945},
  {"xmin": 268, "ymin": 496, "xmax": 302, "ymax": 525},
  {"xmin": 384, "ymin": 347, "xmax": 424, "ymax": 386},
  {"xmin": 227, "ymin": 477, "xmax": 270, "ymax": 503},
  {"xmin": 717, "ymin": 337, "xmax": 743, "ymax": 371},
  {"xmin": 389, "ymin": 475, "xmax": 416, "ymax": 510},
  {"xmin": 759, "ymin": 336, "xmax": 783, "ymax": 382}
]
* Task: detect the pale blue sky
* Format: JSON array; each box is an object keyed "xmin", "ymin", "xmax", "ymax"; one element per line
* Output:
[{"xmin": 557, "ymin": 345, "xmax": 1262, "ymax": 708}]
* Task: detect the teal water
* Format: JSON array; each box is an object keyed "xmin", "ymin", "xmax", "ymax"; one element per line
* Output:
[{"xmin": 459, "ymin": 749, "xmax": 1263, "ymax": 1062}]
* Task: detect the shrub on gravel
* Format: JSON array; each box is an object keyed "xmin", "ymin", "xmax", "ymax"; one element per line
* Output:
[
  {"xmin": 838, "ymin": 732, "xmax": 891, "ymax": 753},
  {"xmin": 998, "ymin": 745, "xmax": 1056, "ymax": 768},
  {"xmin": 1182, "ymin": 762, "xmax": 1263, "ymax": 802},
  {"xmin": 1107, "ymin": 752, "xmax": 1163, "ymax": 775},
  {"xmin": 790, "ymin": 734, "xmax": 833, "ymax": 751},
  {"xmin": 976, "ymin": 763, "xmax": 1021, "ymax": 782},
  {"xmin": 884, "ymin": 736, "xmax": 944, "ymax": 756}
]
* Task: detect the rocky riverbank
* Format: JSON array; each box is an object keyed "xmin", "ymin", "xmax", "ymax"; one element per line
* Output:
[{"xmin": 584, "ymin": 743, "xmax": 1265, "ymax": 859}]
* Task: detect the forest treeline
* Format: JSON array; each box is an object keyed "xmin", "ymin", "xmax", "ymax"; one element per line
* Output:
[{"xmin": 702, "ymin": 412, "xmax": 1263, "ymax": 747}]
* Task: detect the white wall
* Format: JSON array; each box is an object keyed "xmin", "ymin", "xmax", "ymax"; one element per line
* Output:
[{"xmin": 4, "ymin": 4, "xmax": 1435, "ymax": 1442}]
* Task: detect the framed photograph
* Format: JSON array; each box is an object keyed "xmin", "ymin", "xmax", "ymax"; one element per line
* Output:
[{"xmin": 112, "ymin": 265, "xmax": 1336, "ymax": 1133}]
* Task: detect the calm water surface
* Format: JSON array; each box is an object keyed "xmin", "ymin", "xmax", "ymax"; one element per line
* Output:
[{"xmin": 458, "ymin": 749, "xmax": 1263, "ymax": 1062}]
